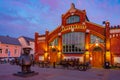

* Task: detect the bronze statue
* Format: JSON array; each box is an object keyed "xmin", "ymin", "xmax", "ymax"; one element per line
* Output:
[
  {"xmin": 19, "ymin": 47, "xmax": 33, "ymax": 73},
  {"xmin": 13, "ymin": 47, "xmax": 38, "ymax": 77}
]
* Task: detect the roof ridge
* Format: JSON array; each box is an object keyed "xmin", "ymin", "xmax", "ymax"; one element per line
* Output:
[{"xmin": 0, "ymin": 36, "xmax": 21, "ymax": 45}]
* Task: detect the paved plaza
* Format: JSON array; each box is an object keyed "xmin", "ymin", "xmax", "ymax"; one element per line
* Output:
[{"xmin": 0, "ymin": 63, "xmax": 120, "ymax": 80}]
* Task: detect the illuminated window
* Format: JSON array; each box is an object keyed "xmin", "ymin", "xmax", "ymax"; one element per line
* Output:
[
  {"xmin": 62, "ymin": 32, "xmax": 85, "ymax": 53},
  {"xmin": 116, "ymin": 34, "xmax": 118, "ymax": 36},
  {"xmin": 90, "ymin": 35, "xmax": 104, "ymax": 44},
  {"xmin": 49, "ymin": 38, "xmax": 58, "ymax": 46},
  {"xmin": 113, "ymin": 34, "xmax": 115, "ymax": 37},
  {"xmin": 110, "ymin": 35, "xmax": 112, "ymax": 38},
  {"xmin": 66, "ymin": 15, "xmax": 80, "ymax": 24}
]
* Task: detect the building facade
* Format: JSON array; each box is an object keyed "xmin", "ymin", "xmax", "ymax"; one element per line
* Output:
[
  {"xmin": 18, "ymin": 36, "xmax": 35, "ymax": 55},
  {"xmin": 0, "ymin": 36, "xmax": 21, "ymax": 58},
  {"xmin": 35, "ymin": 3, "xmax": 120, "ymax": 67}
]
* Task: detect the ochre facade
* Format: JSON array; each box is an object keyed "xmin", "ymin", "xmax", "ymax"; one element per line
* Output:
[{"xmin": 34, "ymin": 4, "xmax": 120, "ymax": 67}]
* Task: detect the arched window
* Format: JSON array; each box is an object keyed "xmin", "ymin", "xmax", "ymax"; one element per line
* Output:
[
  {"xmin": 66, "ymin": 15, "xmax": 80, "ymax": 24},
  {"xmin": 90, "ymin": 35, "xmax": 104, "ymax": 44},
  {"xmin": 49, "ymin": 38, "xmax": 58, "ymax": 46},
  {"xmin": 62, "ymin": 32, "xmax": 85, "ymax": 53}
]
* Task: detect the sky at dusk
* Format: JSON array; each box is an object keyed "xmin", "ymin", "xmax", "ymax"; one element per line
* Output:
[{"xmin": 0, "ymin": 0, "xmax": 120, "ymax": 38}]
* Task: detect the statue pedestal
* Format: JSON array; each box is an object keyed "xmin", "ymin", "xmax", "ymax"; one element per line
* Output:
[
  {"xmin": 13, "ymin": 71, "xmax": 39, "ymax": 77},
  {"xmin": 14, "ymin": 47, "xmax": 38, "ymax": 77}
]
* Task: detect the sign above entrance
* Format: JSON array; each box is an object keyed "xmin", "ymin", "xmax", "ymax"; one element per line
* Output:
[{"xmin": 61, "ymin": 24, "xmax": 86, "ymax": 32}]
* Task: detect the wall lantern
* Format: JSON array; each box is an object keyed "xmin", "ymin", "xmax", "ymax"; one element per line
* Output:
[
  {"xmin": 90, "ymin": 57, "xmax": 92, "ymax": 60},
  {"xmin": 85, "ymin": 51, "xmax": 89, "ymax": 55},
  {"xmin": 95, "ymin": 43, "xmax": 99, "ymax": 46},
  {"xmin": 95, "ymin": 38, "xmax": 99, "ymax": 46},
  {"xmin": 106, "ymin": 50, "xmax": 110, "ymax": 55}
]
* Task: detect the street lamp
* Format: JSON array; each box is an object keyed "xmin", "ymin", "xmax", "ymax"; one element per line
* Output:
[
  {"xmin": 95, "ymin": 43, "xmax": 99, "ymax": 46},
  {"xmin": 95, "ymin": 38, "xmax": 99, "ymax": 46},
  {"xmin": 0, "ymin": 42, "xmax": 1, "ymax": 54}
]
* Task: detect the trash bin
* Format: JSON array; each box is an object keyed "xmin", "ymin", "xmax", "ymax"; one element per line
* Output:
[{"xmin": 104, "ymin": 62, "xmax": 110, "ymax": 69}]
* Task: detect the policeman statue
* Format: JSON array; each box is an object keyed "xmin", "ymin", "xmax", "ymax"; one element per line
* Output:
[
  {"xmin": 19, "ymin": 47, "xmax": 33, "ymax": 73},
  {"xmin": 13, "ymin": 47, "xmax": 38, "ymax": 77}
]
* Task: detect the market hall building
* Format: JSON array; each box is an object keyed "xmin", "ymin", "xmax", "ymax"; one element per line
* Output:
[{"xmin": 35, "ymin": 3, "xmax": 120, "ymax": 67}]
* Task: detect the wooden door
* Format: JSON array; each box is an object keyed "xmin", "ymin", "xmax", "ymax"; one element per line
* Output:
[
  {"xmin": 49, "ymin": 48, "xmax": 58, "ymax": 63},
  {"xmin": 49, "ymin": 52, "xmax": 58, "ymax": 63},
  {"xmin": 92, "ymin": 51, "xmax": 103, "ymax": 67}
]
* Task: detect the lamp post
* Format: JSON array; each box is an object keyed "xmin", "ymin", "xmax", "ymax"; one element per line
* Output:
[
  {"xmin": 0, "ymin": 41, "xmax": 1, "ymax": 53},
  {"xmin": 8, "ymin": 49, "xmax": 10, "ymax": 57}
]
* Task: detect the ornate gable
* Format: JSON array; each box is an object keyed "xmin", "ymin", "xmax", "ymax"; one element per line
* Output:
[{"xmin": 62, "ymin": 3, "xmax": 89, "ymax": 26}]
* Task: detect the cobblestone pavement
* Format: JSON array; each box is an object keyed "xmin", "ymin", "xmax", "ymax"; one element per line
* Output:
[{"xmin": 0, "ymin": 63, "xmax": 120, "ymax": 80}]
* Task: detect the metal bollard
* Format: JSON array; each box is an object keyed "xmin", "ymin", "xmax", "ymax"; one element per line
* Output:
[{"xmin": 53, "ymin": 62, "xmax": 56, "ymax": 68}]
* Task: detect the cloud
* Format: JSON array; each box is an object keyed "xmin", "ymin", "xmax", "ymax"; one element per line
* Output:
[
  {"xmin": 0, "ymin": 0, "xmax": 120, "ymax": 38},
  {"xmin": 40, "ymin": 0, "xmax": 61, "ymax": 11},
  {"xmin": 76, "ymin": 0, "xmax": 120, "ymax": 25}
]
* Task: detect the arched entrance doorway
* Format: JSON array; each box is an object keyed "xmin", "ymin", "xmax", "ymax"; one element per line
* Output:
[
  {"xmin": 49, "ymin": 47, "xmax": 58, "ymax": 63},
  {"xmin": 91, "ymin": 47, "xmax": 104, "ymax": 67}
]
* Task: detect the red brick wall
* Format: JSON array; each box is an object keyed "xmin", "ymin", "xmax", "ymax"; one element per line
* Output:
[{"xmin": 110, "ymin": 37, "xmax": 120, "ymax": 55}]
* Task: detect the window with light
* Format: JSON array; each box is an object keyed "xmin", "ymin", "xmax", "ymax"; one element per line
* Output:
[
  {"xmin": 49, "ymin": 38, "xmax": 58, "ymax": 46},
  {"xmin": 62, "ymin": 32, "xmax": 85, "ymax": 53},
  {"xmin": 90, "ymin": 34, "xmax": 104, "ymax": 44}
]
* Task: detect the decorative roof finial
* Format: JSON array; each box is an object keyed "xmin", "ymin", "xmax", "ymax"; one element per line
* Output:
[
  {"xmin": 46, "ymin": 28, "xmax": 48, "ymax": 31},
  {"xmin": 69, "ymin": 3, "xmax": 76, "ymax": 13},
  {"xmin": 71, "ymin": 3, "xmax": 75, "ymax": 9}
]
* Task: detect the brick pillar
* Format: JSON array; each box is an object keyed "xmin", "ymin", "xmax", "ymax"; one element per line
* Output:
[
  {"xmin": 85, "ymin": 29, "xmax": 90, "ymax": 63},
  {"xmin": 35, "ymin": 32, "xmax": 39, "ymax": 61},
  {"xmin": 44, "ymin": 30, "xmax": 49, "ymax": 61},
  {"xmin": 58, "ymin": 32, "xmax": 62, "ymax": 61},
  {"xmin": 105, "ymin": 21, "xmax": 111, "ymax": 63}
]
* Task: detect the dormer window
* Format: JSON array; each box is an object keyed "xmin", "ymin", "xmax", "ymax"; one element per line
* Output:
[{"xmin": 66, "ymin": 15, "xmax": 80, "ymax": 24}]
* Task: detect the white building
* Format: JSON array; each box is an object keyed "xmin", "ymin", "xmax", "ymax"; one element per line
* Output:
[{"xmin": 18, "ymin": 36, "xmax": 35, "ymax": 55}]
